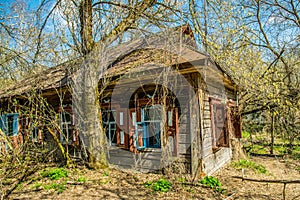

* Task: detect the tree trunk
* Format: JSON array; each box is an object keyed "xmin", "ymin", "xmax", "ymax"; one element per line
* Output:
[
  {"xmin": 270, "ymin": 111, "xmax": 275, "ymax": 155},
  {"xmin": 76, "ymin": 0, "xmax": 107, "ymax": 168},
  {"xmin": 80, "ymin": 0, "xmax": 93, "ymax": 55}
]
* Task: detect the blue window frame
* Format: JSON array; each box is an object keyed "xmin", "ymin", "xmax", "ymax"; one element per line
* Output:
[
  {"xmin": 135, "ymin": 105, "xmax": 162, "ymax": 149},
  {"xmin": 0, "ymin": 113, "xmax": 19, "ymax": 136}
]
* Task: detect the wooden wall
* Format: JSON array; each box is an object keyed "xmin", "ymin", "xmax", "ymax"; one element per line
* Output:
[{"xmin": 200, "ymin": 82, "xmax": 235, "ymax": 176}]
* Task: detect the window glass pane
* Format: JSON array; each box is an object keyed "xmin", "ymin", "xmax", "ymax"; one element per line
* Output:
[
  {"xmin": 119, "ymin": 112, "xmax": 124, "ymax": 125},
  {"xmin": 7, "ymin": 116, "xmax": 14, "ymax": 136},
  {"xmin": 120, "ymin": 131, "xmax": 124, "ymax": 144},
  {"xmin": 144, "ymin": 105, "xmax": 163, "ymax": 121},
  {"xmin": 132, "ymin": 112, "xmax": 136, "ymax": 126},
  {"xmin": 168, "ymin": 111, "xmax": 173, "ymax": 126},
  {"xmin": 102, "ymin": 110, "xmax": 116, "ymax": 123},
  {"xmin": 63, "ymin": 112, "xmax": 71, "ymax": 123}
]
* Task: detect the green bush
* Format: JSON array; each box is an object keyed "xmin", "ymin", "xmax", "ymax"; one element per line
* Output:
[
  {"xmin": 41, "ymin": 168, "xmax": 68, "ymax": 180},
  {"xmin": 232, "ymin": 159, "xmax": 268, "ymax": 174},
  {"xmin": 145, "ymin": 179, "xmax": 172, "ymax": 192}
]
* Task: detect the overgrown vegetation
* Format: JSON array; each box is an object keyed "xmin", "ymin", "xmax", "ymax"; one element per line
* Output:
[
  {"xmin": 232, "ymin": 159, "xmax": 268, "ymax": 174},
  {"xmin": 242, "ymin": 130, "xmax": 300, "ymax": 159}
]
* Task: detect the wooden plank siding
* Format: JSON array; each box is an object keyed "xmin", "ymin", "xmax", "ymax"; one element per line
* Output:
[{"xmin": 200, "ymin": 89, "xmax": 234, "ymax": 176}]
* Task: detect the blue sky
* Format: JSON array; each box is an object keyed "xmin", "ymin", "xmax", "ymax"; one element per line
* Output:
[{"xmin": 0, "ymin": 0, "xmax": 43, "ymax": 13}]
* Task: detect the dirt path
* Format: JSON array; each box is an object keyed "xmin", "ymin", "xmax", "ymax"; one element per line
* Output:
[
  {"xmin": 9, "ymin": 157, "xmax": 300, "ymax": 200},
  {"xmin": 215, "ymin": 157, "xmax": 300, "ymax": 200}
]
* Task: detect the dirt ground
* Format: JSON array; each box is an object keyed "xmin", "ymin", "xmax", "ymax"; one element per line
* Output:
[{"xmin": 8, "ymin": 156, "xmax": 300, "ymax": 200}]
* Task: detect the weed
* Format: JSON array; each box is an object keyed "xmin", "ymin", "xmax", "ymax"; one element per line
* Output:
[
  {"xmin": 184, "ymin": 186, "xmax": 194, "ymax": 193},
  {"xmin": 42, "ymin": 168, "xmax": 68, "ymax": 180},
  {"xmin": 145, "ymin": 179, "xmax": 172, "ymax": 192},
  {"xmin": 43, "ymin": 183, "xmax": 66, "ymax": 193},
  {"xmin": 199, "ymin": 176, "xmax": 226, "ymax": 194},
  {"xmin": 31, "ymin": 182, "xmax": 42, "ymax": 190},
  {"xmin": 293, "ymin": 153, "xmax": 300, "ymax": 160},
  {"xmin": 102, "ymin": 170, "xmax": 109, "ymax": 177},
  {"xmin": 176, "ymin": 177, "xmax": 186, "ymax": 183},
  {"xmin": 242, "ymin": 131, "xmax": 251, "ymax": 139},
  {"xmin": 16, "ymin": 183, "xmax": 24, "ymax": 191},
  {"xmin": 76, "ymin": 177, "xmax": 87, "ymax": 183},
  {"xmin": 232, "ymin": 159, "xmax": 268, "ymax": 174},
  {"xmin": 199, "ymin": 176, "xmax": 221, "ymax": 189}
]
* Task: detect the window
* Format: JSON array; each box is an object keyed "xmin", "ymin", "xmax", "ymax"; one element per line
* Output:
[
  {"xmin": 139, "ymin": 105, "xmax": 163, "ymax": 148},
  {"xmin": 102, "ymin": 110, "xmax": 117, "ymax": 146},
  {"xmin": 60, "ymin": 111, "xmax": 72, "ymax": 144},
  {"xmin": 210, "ymin": 98, "xmax": 229, "ymax": 150},
  {"xmin": 32, "ymin": 127, "xmax": 39, "ymax": 142},
  {"xmin": 0, "ymin": 113, "xmax": 19, "ymax": 137}
]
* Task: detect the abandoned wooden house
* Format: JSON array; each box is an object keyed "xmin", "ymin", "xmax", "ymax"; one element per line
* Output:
[{"xmin": 0, "ymin": 26, "xmax": 241, "ymax": 176}]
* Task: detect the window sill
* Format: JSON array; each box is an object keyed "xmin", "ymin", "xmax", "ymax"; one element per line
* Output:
[{"xmin": 138, "ymin": 148, "xmax": 162, "ymax": 153}]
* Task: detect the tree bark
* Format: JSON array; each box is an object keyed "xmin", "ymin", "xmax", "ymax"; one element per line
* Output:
[{"xmin": 80, "ymin": 0, "xmax": 93, "ymax": 55}]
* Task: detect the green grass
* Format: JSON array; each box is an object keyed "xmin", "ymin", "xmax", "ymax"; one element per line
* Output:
[
  {"xmin": 176, "ymin": 177, "xmax": 187, "ymax": 183},
  {"xmin": 245, "ymin": 144, "xmax": 269, "ymax": 154},
  {"xmin": 76, "ymin": 177, "xmax": 87, "ymax": 183},
  {"xmin": 199, "ymin": 176, "xmax": 221, "ymax": 189},
  {"xmin": 41, "ymin": 168, "xmax": 68, "ymax": 180},
  {"xmin": 242, "ymin": 131, "xmax": 251, "ymax": 139},
  {"xmin": 43, "ymin": 183, "xmax": 66, "ymax": 193},
  {"xmin": 145, "ymin": 178, "xmax": 172, "ymax": 192},
  {"xmin": 199, "ymin": 176, "xmax": 226, "ymax": 194},
  {"xmin": 232, "ymin": 159, "xmax": 268, "ymax": 174},
  {"xmin": 30, "ymin": 182, "xmax": 42, "ymax": 190}
]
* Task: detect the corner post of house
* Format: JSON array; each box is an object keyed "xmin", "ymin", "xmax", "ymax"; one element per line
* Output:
[{"xmin": 189, "ymin": 73, "xmax": 202, "ymax": 179}]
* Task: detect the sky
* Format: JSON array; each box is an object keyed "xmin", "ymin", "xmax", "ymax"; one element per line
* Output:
[{"xmin": 0, "ymin": 0, "xmax": 43, "ymax": 13}]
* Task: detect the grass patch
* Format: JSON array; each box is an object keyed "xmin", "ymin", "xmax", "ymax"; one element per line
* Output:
[
  {"xmin": 199, "ymin": 176, "xmax": 226, "ymax": 194},
  {"xmin": 232, "ymin": 159, "xmax": 268, "ymax": 174},
  {"xmin": 41, "ymin": 168, "xmax": 68, "ymax": 180},
  {"xmin": 76, "ymin": 177, "xmax": 87, "ymax": 183},
  {"xmin": 242, "ymin": 131, "xmax": 251, "ymax": 139},
  {"xmin": 30, "ymin": 182, "xmax": 42, "ymax": 190},
  {"xmin": 43, "ymin": 183, "xmax": 66, "ymax": 193},
  {"xmin": 251, "ymin": 144, "xmax": 269, "ymax": 154},
  {"xmin": 199, "ymin": 176, "xmax": 221, "ymax": 189},
  {"xmin": 145, "ymin": 178, "xmax": 172, "ymax": 192}
]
